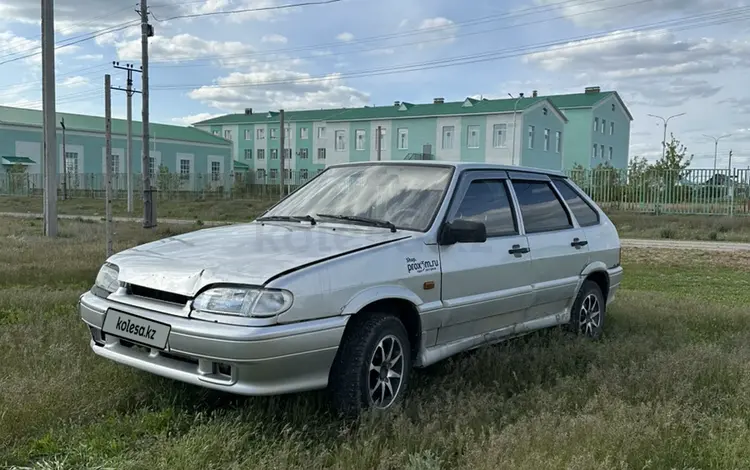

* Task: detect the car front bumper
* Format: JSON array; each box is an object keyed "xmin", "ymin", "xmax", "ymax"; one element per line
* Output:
[{"xmin": 79, "ymin": 291, "xmax": 348, "ymax": 396}]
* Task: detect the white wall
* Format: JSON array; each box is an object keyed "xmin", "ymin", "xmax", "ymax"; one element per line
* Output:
[
  {"xmin": 313, "ymin": 121, "xmax": 328, "ymax": 166},
  {"xmin": 484, "ymin": 114, "xmax": 517, "ymax": 165},
  {"xmin": 434, "ymin": 117, "xmax": 461, "ymax": 161},
  {"xmin": 370, "ymin": 120, "xmax": 391, "ymax": 161},
  {"xmin": 329, "ymin": 123, "xmax": 350, "ymax": 165},
  {"xmin": 256, "ymin": 124, "xmax": 268, "ymax": 173}
]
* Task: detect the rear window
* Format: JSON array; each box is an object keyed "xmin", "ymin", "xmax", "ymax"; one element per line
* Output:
[{"xmin": 551, "ymin": 179, "xmax": 600, "ymax": 227}]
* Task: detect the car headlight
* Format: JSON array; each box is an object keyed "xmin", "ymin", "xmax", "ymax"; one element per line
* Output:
[
  {"xmin": 93, "ymin": 263, "xmax": 120, "ymax": 295},
  {"xmin": 192, "ymin": 286, "xmax": 293, "ymax": 318}
]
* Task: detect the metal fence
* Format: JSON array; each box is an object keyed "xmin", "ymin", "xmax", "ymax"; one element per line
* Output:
[{"xmin": 2, "ymin": 167, "xmax": 750, "ymax": 216}]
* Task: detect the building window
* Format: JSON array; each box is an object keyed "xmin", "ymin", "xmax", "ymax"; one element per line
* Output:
[
  {"xmin": 299, "ymin": 148, "xmax": 308, "ymax": 159},
  {"xmin": 335, "ymin": 130, "xmax": 346, "ymax": 151},
  {"xmin": 110, "ymin": 154, "xmax": 120, "ymax": 175},
  {"xmin": 284, "ymin": 127, "xmax": 290, "ymax": 139},
  {"xmin": 148, "ymin": 157, "xmax": 156, "ymax": 176},
  {"xmin": 244, "ymin": 129, "xmax": 251, "ymax": 140},
  {"xmin": 555, "ymin": 131, "xmax": 562, "ymax": 153},
  {"xmin": 612, "ymin": 103, "xmax": 616, "ymax": 112},
  {"xmin": 317, "ymin": 148, "xmax": 326, "ymax": 160},
  {"xmin": 300, "ymin": 127, "xmax": 309, "ymax": 139},
  {"xmin": 527, "ymin": 125, "xmax": 535, "ymax": 149},
  {"xmin": 211, "ymin": 161, "xmax": 221, "ymax": 181},
  {"xmin": 317, "ymin": 127, "xmax": 326, "ymax": 139},
  {"xmin": 64, "ymin": 152, "xmax": 78, "ymax": 175},
  {"xmin": 300, "ymin": 168, "xmax": 309, "ymax": 180},
  {"xmin": 270, "ymin": 149, "xmax": 278, "ymax": 159},
  {"xmin": 256, "ymin": 169, "xmax": 266, "ymax": 180},
  {"xmin": 601, "ymin": 144, "xmax": 605, "ymax": 159},
  {"xmin": 592, "ymin": 144, "xmax": 598, "ymax": 158},
  {"xmin": 284, "ymin": 148, "xmax": 292, "ymax": 159},
  {"xmin": 355, "ymin": 129, "xmax": 365, "ymax": 150},
  {"xmin": 257, "ymin": 128, "xmax": 265, "ymax": 140},
  {"xmin": 492, "ymin": 124, "xmax": 507, "ymax": 148},
  {"xmin": 610, "ymin": 122, "xmax": 615, "ymax": 135},
  {"xmin": 593, "ymin": 118, "xmax": 598, "ymax": 132},
  {"xmin": 269, "ymin": 168, "xmax": 278, "ymax": 179},
  {"xmin": 179, "ymin": 159, "xmax": 190, "ymax": 180},
  {"xmin": 467, "ymin": 125, "xmax": 480, "ymax": 149},
  {"xmin": 398, "ymin": 128, "xmax": 408, "ymax": 150},
  {"xmin": 608, "ymin": 146, "xmax": 613, "ymax": 160},
  {"xmin": 212, "ymin": 130, "xmax": 219, "ymax": 136},
  {"xmin": 244, "ymin": 149, "xmax": 252, "ymax": 159},
  {"xmin": 257, "ymin": 149, "xmax": 265, "ymax": 160},
  {"xmin": 270, "ymin": 128, "xmax": 278, "ymax": 139},
  {"xmin": 441, "ymin": 126, "xmax": 454, "ymax": 149},
  {"xmin": 601, "ymin": 119, "xmax": 606, "ymax": 134},
  {"xmin": 543, "ymin": 128, "xmax": 550, "ymax": 151},
  {"xmin": 224, "ymin": 130, "xmax": 232, "ymax": 140}
]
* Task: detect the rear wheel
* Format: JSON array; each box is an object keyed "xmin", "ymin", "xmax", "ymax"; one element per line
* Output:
[
  {"xmin": 329, "ymin": 313, "xmax": 412, "ymax": 416},
  {"xmin": 568, "ymin": 280, "xmax": 605, "ymax": 339}
]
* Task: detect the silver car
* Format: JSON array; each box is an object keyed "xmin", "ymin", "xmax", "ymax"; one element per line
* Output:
[{"xmin": 79, "ymin": 161, "xmax": 622, "ymax": 414}]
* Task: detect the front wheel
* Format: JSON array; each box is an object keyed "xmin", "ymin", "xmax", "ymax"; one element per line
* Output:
[
  {"xmin": 568, "ymin": 280, "xmax": 606, "ymax": 339},
  {"xmin": 329, "ymin": 313, "xmax": 412, "ymax": 416}
]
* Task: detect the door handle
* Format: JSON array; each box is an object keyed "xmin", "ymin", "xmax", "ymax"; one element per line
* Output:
[
  {"xmin": 508, "ymin": 244, "xmax": 530, "ymax": 255},
  {"xmin": 571, "ymin": 238, "xmax": 589, "ymax": 248}
]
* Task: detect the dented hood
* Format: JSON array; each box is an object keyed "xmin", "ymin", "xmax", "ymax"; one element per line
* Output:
[{"xmin": 108, "ymin": 222, "xmax": 410, "ymax": 296}]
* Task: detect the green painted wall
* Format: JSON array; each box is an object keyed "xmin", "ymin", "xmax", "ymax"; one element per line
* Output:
[
  {"xmin": 558, "ymin": 108, "xmax": 593, "ymax": 170},
  {"xmin": 519, "ymin": 104, "xmax": 565, "ymax": 171},
  {"xmin": 460, "ymin": 115, "xmax": 486, "ymax": 162},
  {"xmin": 391, "ymin": 118, "xmax": 435, "ymax": 160},
  {"xmin": 591, "ymin": 95, "xmax": 630, "ymax": 169}
]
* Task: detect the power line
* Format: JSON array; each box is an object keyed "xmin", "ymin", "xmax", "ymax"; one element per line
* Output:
[
  {"xmin": 152, "ymin": 6, "xmax": 750, "ymax": 91},
  {"xmin": 149, "ymin": 0, "xmax": 653, "ymax": 69},
  {"xmin": 149, "ymin": 0, "xmax": 342, "ymax": 21},
  {"xmin": 148, "ymin": 0, "xmax": 624, "ymax": 65}
]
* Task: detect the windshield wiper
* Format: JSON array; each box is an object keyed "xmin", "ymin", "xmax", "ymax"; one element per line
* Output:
[
  {"xmin": 316, "ymin": 213, "xmax": 396, "ymax": 232},
  {"xmin": 257, "ymin": 215, "xmax": 316, "ymax": 225}
]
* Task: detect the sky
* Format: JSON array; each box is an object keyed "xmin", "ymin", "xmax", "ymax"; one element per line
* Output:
[{"xmin": 0, "ymin": 0, "xmax": 749, "ymax": 168}]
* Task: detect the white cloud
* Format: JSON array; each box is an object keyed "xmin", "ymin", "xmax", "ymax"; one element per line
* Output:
[
  {"xmin": 417, "ymin": 17, "xmax": 458, "ymax": 48},
  {"xmin": 116, "ymin": 33, "xmax": 255, "ymax": 66},
  {"xmin": 60, "ymin": 76, "xmax": 90, "ymax": 88},
  {"xmin": 398, "ymin": 19, "xmax": 409, "ymax": 28},
  {"xmin": 336, "ymin": 32, "xmax": 355, "ymax": 42},
  {"xmin": 364, "ymin": 48, "xmax": 395, "ymax": 56},
  {"xmin": 185, "ymin": 0, "xmax": 294, "ymax": 23},
  {"xmin": 262, "ymin": 34, "xmax": 288, "ymax": 44},
  {"xmin": 187, "ymin": 64, "xmax": 370, "ymax": 112},
  {"xmin": 75, "ymin": 53, "xmax": 104, "ymax": 61},
  {"xmin": 171, "ymin": 113, "xmax": 224, "ymax": 126}
]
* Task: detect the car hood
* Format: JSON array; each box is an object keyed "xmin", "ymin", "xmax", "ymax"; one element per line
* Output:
[{"xmin": 108, "ymin": 222, "xmax": 412, "ymax": 297}]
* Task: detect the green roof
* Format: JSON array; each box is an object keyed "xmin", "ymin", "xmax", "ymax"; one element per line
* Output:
[
  {"xmin": 194, "ymin": 96, "xmax": 564, "ymax": 125},
  {"xmin": 0, "ymin": 105, "xmax": 231, "ymax": 147},
  {"xmin": 1, "ymin": 156, "xmax": 36, "ymax": 164},
  {"xmin": 194, "ymin": 90, "xmax": 632, "ymax": 126}
]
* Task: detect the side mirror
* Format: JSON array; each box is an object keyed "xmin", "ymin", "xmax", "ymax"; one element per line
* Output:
[{"xmin": 439, "ymin": 219, "xmax": 487, "ymax": 245}]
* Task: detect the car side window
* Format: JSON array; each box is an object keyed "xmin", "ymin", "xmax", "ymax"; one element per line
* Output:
[
  {"xmin": 551, "ymin": 179, "xmax": 600, "ymax": 227},
  {"xmin": 452, "ymin": 179, "xmax": 518, "ymax": 237},
  {"xmin": 511, "ymin": 180, "xmax": 573, "ymax": 234}
]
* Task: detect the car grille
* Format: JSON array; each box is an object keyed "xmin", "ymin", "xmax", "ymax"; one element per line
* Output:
[{"xmin": 128, "ymin": 284, "xmax": 190, "ymax": 305}]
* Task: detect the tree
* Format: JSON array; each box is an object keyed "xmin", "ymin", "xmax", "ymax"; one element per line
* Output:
[{"xmin": 653, "ymin": 133, "xmax": 692, "ymax": 178}]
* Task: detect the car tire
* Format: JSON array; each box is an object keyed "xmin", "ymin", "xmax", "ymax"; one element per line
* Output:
[
  {"xmin": 329, "ymin": 313, "xmax": 412, "ymax": 416},
  {"xmin": 567, "ymin": 280, "xmax": 606, "ymax": 340}
]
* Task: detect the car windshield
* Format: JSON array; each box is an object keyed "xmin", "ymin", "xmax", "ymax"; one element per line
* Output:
[{"xmin": 262, "ymin": 164, "xmax": 454, "ymax": 232}]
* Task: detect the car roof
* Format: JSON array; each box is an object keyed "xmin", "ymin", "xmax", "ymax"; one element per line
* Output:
[{"xmin": 326, "ymin": 160, "xmax": 567, "ymax": 178}]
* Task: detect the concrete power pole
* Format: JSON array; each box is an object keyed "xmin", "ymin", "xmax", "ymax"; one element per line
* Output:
[
  {"xmin": 60, "ymin": 117, "xmax": 66, "ymax": 200},
  {"xmin": 139, "ymin": 0, "xmax": 156, "ymax": 228},
  {"xmin": 41, "ymin": 0, "xmax": 58, "ymax": 237},
  {"xmin": 105, "ymin": 74, "xmax": 114, "ymax": 257},
  {"xmin": 377, "ymin": 125, "xmax": 382, "ymax": 161},
  {"xmin": 113, "ymin": 62, "xmax": 142, "ymax": 214},
  {"xmin": 279, "ymin": 109, "xmax": 285, "ymax": 199}
]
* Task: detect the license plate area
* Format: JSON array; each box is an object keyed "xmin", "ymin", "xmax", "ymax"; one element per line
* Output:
[{"xmin": 102, "ymin": 309, "xmax": 171, "ymax": 350}]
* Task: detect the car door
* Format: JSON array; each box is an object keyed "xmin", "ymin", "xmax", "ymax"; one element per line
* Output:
[
  {"xmin": 507, "ymin": 172, "xmax": 590, "ymax": 323},
  {"xmin": 437, "ymin": 170, "xmax": 534, "ymax": 345}
]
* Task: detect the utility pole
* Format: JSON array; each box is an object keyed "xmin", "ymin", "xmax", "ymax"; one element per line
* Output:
[
  {"xmin": 41, "ymin": 0, "xmax": 58, "ymax": 237},
  {"xmin": 105, "ymin": 74, "xmax": 113, "ymax": 256},
  {"xmin": 648, "ymin": 112, "xmax": 686, "ymax": 160},
  {"xmin": 60, "ymin": 117, "xmax": 66, "ymax": 200},
  {"xmin": 509, "ymin": 92, "xmax": 523, "ymax": 166},
  {"xmin": 703, "ymin": 133, "xmax": 732, "ymax": 172},
  {"xmin": 138, "ymin": 0, "xmax": 156, "ymax": 228},
  {"xmin": 279, "ymin": 109, "xmax": 285, "ymax": 199},
  {"xmin": 377, "ymin": 125, "xmax": 382, "ymax": 161},
  {"xmin": 112, "ymin": 62, "xmax": 142, "ymax": 214}
]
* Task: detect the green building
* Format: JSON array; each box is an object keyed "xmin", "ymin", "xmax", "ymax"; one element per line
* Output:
[{"xmin": 194, "ymin": 86, "xmax": 632, "ymax": 183}]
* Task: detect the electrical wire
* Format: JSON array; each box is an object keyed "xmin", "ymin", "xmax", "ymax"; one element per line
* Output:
[
  {"xmin": 149, "ymin": 0, "xmax": 342, "ymax": 21},
  {"xmin": 151, "ymin": 6, "xmax": 750, "ymax": 91}
]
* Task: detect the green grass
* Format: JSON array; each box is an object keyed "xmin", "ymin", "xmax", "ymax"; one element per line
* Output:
[{"xmin": 3, "ymin": 219, "xmax": 750, "ymax": 468}]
